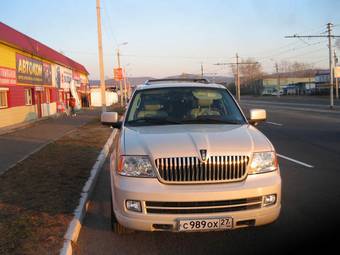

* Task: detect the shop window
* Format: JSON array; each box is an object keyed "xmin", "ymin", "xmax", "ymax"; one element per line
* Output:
[
  {"xmin": 24, "ymin": 89, "xmax": 33, "ymax": 105},
  {"xmin": 0, "ymin": 89, "xmax": 9, "ymax": 108}
]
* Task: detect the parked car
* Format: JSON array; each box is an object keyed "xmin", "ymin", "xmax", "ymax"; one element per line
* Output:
[
  {"xmin": 261, "ymin": 88, "xmax": 274, "ymax": 96},
  {"xmin": 271, "ymin": 90, "xmax": 283, "ymax": 96},
  {"xmin": 261, "ymin": 88, "xmax": 282, "ymax": 96},
  {"xmin": 102, "ymin": 78, "xmax": 281, "ymax": 233}
]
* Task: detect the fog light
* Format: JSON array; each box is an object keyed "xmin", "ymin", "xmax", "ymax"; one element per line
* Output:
[
  {"xmin": 263, "ymin": 194, "xmax": 277, "ymax": 206},
  {"xmin": 126, "ymin": 200, "xmax": 142, "ymax": 212}
]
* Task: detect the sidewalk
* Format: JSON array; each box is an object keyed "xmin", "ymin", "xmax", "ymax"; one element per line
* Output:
[
  {"xmin": 0, "ymin": 109, "xmax": 101, "ymax": 175},
  {"xmin": 241, "ymin": 95, "xmax": 340, "ymax": 114},
  {"xmin": 242, "ymin": 95, "xmax": 340, "ymax": 106},
  {"xmin": 241, "ymin": 99, "xmax": 340, "ymax": 114}
]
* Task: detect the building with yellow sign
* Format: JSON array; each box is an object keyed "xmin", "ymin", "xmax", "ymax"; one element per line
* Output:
[{"xmin": 0, "ymin": 22, "xmax": 89, "ymax": 129}]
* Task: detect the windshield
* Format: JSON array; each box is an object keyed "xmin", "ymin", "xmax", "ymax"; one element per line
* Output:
[{"xmin": 125, "ymin": 87, "xmax": 246, "ymax": 126}]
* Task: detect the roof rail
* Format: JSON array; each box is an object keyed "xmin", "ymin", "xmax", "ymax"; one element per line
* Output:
[{"xmin": 144, "ymin": 78, "xmax": 210, "ymax": 85}]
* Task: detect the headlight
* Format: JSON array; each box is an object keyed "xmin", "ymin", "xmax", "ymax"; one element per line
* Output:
[
  {"xmin": 249, "ymin": 151, "xmax": 278, "ymax": 174},
  {"xmin": 118, "ymin": 156, "xmax": 156, "ymax": 177}
]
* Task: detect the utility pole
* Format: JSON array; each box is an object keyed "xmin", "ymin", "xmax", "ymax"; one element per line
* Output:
[
  {"xmin": 328, "ymin": 23, "xmax": 334, "ymax": 107},
  {"xmin": 96, "ymin": 0, "xmax": 106, "ymax": 112},
  {"xmin": 116, "ymin": 48, "xmax": 124, "ymax": 106},
  {"xmin": 275, "ymin": 63, "xmax": 281, "ymax": 98},
  {"xmin": 236, "ymin": 54, "xmax": 241, "ymax": 101},
  {"xmin": 123, "ymin": 67, "xmax": 127, "ymax": 102},
  {"xmin": 285, "ymin": 23, "xmax": 340, "ymax": 109},
  {"xmin": 334, "ymin": 50, "xmax": 339, "ymax": 99},
  {"xmin": 201, "ymin": 63, "xmax": 204, "ymax": 77},
  {"xmin": 124, "ymin": 67, "xmax": 132, "ymax": 99},
  {"xmin": 128, "ymin": 81, "xmax": 131, "ymax": 99},
  {"xmin": 214, "ymin": 53, "xmax": 258, "ymax": 102}
]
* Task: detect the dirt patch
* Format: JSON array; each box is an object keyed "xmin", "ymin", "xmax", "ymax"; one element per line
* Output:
[{"xmin": 0, "ymin": 118, "xmax": 112, "ymax": 255}]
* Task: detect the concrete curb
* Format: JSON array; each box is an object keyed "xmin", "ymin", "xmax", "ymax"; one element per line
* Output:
[{"xmin": 60, "ymin": 128, "xmax": 117, "ymax": 255}]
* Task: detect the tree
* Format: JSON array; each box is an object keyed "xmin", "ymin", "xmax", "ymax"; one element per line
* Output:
[
  {"xmin": 277, "ymin": 60, "xmax": 314, "ymax": 73},
  {"xmin": 231, "ymin": 58, "xmax": 264, "ymax": 95}
]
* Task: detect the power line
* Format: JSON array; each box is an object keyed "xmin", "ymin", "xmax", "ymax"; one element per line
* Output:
[
  {"xmin": 102, "ymin": 0, "xmax": 118, "ymax": 45},
  {"xmin": 248, "ymin": 40, "xmax": 302, "ymax": 57},
  {"xmin": 120, "ymin": 53, "xmax": 235, "ymax": 60},
  {"xmin": 258, "ymin": 39, "xmax": 327, "ymax": 60},
  {"xmin": 248, "ymin": 26, "xmax": 326, "ymax": 58},
  {"xmin": 280, "ymin": 46, "xmax": 326, "ymax": 60}
]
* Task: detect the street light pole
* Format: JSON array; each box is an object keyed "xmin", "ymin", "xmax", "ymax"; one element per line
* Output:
[{"xmin": 96, "ymin": 0, "xmax": 106, "ymax": 112}]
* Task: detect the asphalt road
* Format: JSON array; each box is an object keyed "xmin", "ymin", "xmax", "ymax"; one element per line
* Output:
[
  {"xmin": 75, "ymin": 99, "xmax": 340, "ymax": 255},
  {"xmin": 242, "ymin": 95, "xmax": 340, "ymax": 106},
  {"xmin": 241, "ymin": 95, "xmax": 340, "ymax": 113}
]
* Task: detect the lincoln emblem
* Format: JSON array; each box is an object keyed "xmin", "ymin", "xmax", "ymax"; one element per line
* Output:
[{"xmin": 200, "ymin": 149, "xmax": 207, "ymax": 162}]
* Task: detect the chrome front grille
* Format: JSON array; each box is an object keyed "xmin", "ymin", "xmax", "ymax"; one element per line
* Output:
[
  {"xmin": 155, "ymin": 155, "xmax": 249, "ymax": 183},
  {"xmin": 145, "ymin": 197, "xmax": 262, "ymax": 214}
]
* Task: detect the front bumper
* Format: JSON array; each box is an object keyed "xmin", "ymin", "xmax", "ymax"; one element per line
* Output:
[{"xmin": 111, "ymin": 171, "xmax": 281, "ymax": 232}]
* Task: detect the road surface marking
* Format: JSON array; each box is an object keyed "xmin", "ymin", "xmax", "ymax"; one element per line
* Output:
[
  {"xmin": 277, "ymin": 154, "xmax": 314, "ymax": 168},
  {"xmin": 266, "ymin": 121, "xmax": 283, "ymax": 126}
]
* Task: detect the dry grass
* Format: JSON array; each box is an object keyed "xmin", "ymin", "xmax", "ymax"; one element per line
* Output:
[
  {"xmin": 107, "ymin": 103, "xmax": 126, "ymax": 116},
  {"xmin": 0, "ymin": 118, "xmax": 112, "ymax": 255}
]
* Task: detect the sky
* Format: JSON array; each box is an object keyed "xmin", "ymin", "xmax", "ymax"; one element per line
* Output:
[{"xmin": 1, "ymin": 0, "xmax": 340, "ymax": 79}]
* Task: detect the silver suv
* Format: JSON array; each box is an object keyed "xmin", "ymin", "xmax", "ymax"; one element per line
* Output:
[{"xmin": 102, "ymin": 79, "xmax": 281, "ymax": 233}]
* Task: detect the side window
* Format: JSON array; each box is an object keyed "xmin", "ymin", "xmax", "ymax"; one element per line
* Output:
[
  {"xmin": 24, "ymin": 89, "xmax": 33, "ymax": 105},
  {"xmin": 127, "ymin": 93, "xmax": 141, "ymax": 121},
  {"xmin": 0, "ymin": 89, "xmax": 9, "ymax": 108}
]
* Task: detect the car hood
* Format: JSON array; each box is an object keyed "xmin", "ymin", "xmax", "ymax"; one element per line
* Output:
[{"xmin": 123, "ymin": 124, "xmax": 274, "ymax": 159}]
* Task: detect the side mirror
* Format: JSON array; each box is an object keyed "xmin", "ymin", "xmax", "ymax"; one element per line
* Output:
[
  {"xmin": 248, "ymin": 109, "xmax": 266, "ymax": 125},
  {"xmin": 101, "ymin": 112, "xmax": 122, "ymax": 129}
]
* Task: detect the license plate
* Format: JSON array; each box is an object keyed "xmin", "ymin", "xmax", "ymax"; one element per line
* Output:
[{"xmin": 178, "ymin": 217, "xmax": 233, "ymax": 232}]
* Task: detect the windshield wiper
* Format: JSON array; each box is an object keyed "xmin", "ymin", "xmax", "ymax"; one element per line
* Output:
[
  {"xmin": 127, "ymin": 117, "xmax": 242, "ymax": 126},
  {"xmin": 182, "ymin": 117, "xmax": 242, "ymax": 124},
  {"xmin": 127, "ymin": 117, "xmax": 181, "ymax": 125}
]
